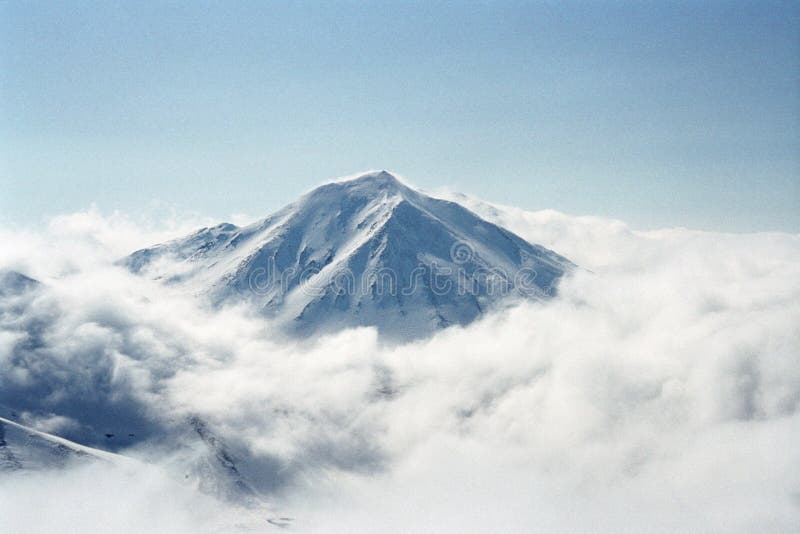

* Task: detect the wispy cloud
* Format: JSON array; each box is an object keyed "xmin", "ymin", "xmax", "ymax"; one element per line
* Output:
[{"xmin": 1, "ymin": 206, "xmax": 798, "ymax": 532}]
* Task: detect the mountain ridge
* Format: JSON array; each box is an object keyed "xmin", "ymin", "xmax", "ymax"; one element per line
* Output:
[{"xmin": 125, "ymin": 171, "xmax": 575, "ymax": 339}]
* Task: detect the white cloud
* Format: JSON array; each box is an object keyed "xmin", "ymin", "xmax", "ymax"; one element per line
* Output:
[
  {"xmin": 0, "ymin": 460, "xmax": 258, "ymax": 533},
  {"xmin": 1, "ymin": 206, "xmax": 798, "ymax": 532}
]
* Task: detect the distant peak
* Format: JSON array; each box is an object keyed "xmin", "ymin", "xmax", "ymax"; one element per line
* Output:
[
  {"xmin": 362, "ymin": 169, "xmax": 395, "ymax": 179},
  {"xmin": 338, "ymin": 170, "xmax": 403, "ymax": 187},
  {"xmin": 372, "ymin": 170, "xmax": 398, "ymax": 181},
  {"xmin": 308, "ymin": 170, "xmax": 417, "ymax": 202},
  {"xmin": 124, "ymin": 169, "xmax": 575, "ymax": 340}
]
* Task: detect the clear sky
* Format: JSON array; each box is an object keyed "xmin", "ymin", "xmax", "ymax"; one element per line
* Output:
[{"xmin": 1, "ymin": 1, "xmax": 798, "ymax": 232}]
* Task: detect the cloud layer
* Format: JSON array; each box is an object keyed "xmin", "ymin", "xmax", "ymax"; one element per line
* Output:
[{"xmin": 1, "ymin": 205, "xmax": 799, "ymax": 532}]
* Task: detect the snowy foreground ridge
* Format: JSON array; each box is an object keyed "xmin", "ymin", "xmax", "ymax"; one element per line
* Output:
[{"xmin": 125, "ymin": 171, "xmax": 574, "ymax": 339}]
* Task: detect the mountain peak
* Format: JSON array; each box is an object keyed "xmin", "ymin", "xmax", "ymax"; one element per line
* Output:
[
  {"xmin": 340, "ymin": 169, "xmax": 401, "ymax": 185},
  {"xmin": 125, "ymin": 172, "xmax": 575, "ymax": 340},
  {"xmin": 319, "ymin": 170, "xmax": 412, "ymax": 200}
]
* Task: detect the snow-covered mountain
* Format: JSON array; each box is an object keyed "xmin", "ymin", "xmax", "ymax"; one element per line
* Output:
[
  {"xmin": 0, "ymin": 414, "xmax": 291, "ymax": 528},
  {"xmin": 0, "ymin": 416, "xmax": 128, "ymax": 472},
  {"xmin": 125, "ymin": 171, "xmax": 575, "ymax": 338},
  {"xmin": 0, "ymin": 411, "xmax": 266, "ymax": 504}
]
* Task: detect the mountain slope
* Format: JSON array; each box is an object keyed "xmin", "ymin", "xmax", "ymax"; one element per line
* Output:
[
  {"xmin": 0, "ymin": 414, "xmax": 265, "ymax": 507},
  {"xmin": 125, "ymin": 171, "xmax": 575, "ymax": 338},
  {"xmin": 0, "ymin": 416, "xmax": 128, "ymax": 471}
]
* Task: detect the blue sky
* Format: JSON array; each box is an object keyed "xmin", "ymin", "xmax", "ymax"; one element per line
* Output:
[{"xmin": 1, "ymin": 1, "xmax": 798, "ymax": 232}]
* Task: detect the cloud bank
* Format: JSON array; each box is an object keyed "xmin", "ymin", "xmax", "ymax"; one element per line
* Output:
[{"xmin": 1, "ymin": 205, "xmax": 798, "ymax": 532}]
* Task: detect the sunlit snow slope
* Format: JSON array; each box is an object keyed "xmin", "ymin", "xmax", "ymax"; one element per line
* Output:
[{"xmin": 125, "ymin": 171, "xmax": 574, "ymax": 338}]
